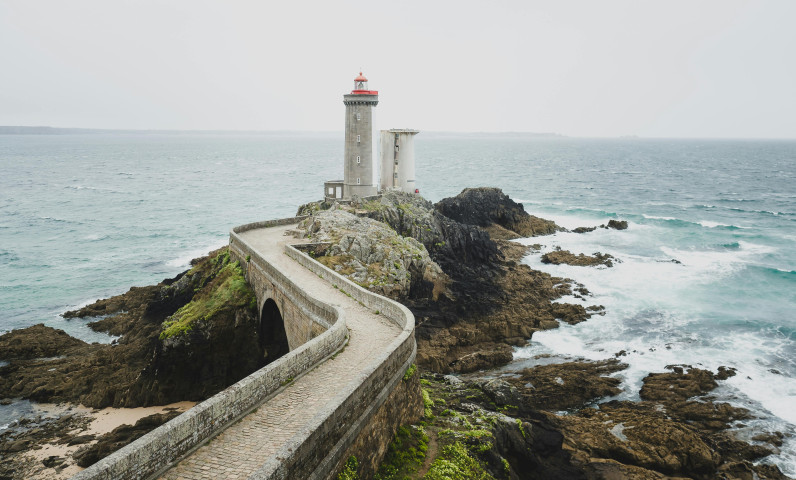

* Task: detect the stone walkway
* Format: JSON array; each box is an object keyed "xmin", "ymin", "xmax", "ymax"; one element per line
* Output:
[{"xmin": 158, "ymin": 224, "xmax": 401, "ymax": 480}]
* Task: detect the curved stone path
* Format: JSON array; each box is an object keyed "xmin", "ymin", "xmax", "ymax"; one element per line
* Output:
[{"xmin": 158, "ymin": 224, "xmax": 401, "ymax": 480}]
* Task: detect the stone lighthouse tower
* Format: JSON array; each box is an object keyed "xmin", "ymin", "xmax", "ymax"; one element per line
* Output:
[{"xmin": 342, "ymin": 72, "xmax": 378, "ymax": 200}]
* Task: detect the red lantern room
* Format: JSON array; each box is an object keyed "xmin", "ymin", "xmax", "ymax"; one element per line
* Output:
[{"xmin": 351, "ymin": 72, "xmax": 378, "ymax": 95}]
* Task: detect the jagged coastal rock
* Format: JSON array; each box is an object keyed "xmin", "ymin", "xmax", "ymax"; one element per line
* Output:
[
  {"xmin": 541, "ymin": 249, "xmax": 617, "ymax": 267},
  {"xmin": 297, "ymin": 208, "xmax": 448, "ymax": 300},
  {"xmin": 435, "ymin": 186, "xmax": 561, "ymax": 239},
  {"xmin": 296, "ymin": 188, "xmax": 606, "ymax": 374},
  {"xmin": 0, "ymin": 248, "xmax": 262, "ymax": 410}
]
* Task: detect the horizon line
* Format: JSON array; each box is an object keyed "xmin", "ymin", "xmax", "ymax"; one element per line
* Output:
[{"xmin": 0, "ymin": 125, "xmax": 794, "ymax": 141}]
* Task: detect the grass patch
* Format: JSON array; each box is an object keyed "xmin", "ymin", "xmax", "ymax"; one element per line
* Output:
[
  {"xmin": 160, "ymin": 253, "xmax": 256, "ymax": 339},
  {"xmin": 422, "ymin": 388, "xmax": 434, "ymax": 419},
  {"xmin": 337, "ymin": 455, "xmax": 359, "ymax": 480},
  {"xmin": 374, "ymin": 426, "xmax": 429, "ymax": 480},
  {"xmin": 403, "ymin": 364, "xmax": 417, "ymax": 381},
  {"xmin": 423, "ymin": 442, "xmax": 495, "ymax": 480}
]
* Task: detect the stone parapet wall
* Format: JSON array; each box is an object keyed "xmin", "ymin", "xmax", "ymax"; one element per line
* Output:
[
  {"xmin": 270, "ymin": 245, "xmax": 416, "ymax": 480},
  {"xmin": 331, "ymin": 365, "xmax": 424, "ymax": 479},
  {"xmin": 232, "ymin": 216, "xmax": 308, "ymax": 235},
  {"xmin": 229, "ymin": 228, "xmax": 334, "ymax": 347}
]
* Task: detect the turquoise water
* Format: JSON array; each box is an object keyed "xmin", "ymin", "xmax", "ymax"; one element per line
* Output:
[{"xmin": 1, "ymin": 133, "xmax": 794, "ymax": 473}]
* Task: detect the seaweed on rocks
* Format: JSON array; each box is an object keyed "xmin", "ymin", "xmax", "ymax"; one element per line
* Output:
[{"xmin": 374, "ymin": 366, "xmax": 790, "ymax": 480}]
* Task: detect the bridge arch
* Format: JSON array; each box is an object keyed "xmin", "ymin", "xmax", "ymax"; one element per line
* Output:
[{"xmin": 260, "ymin": 298, "xmax": 289, "ymax": 364}]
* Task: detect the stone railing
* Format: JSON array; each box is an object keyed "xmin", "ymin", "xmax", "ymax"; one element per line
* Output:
[
  {"xmin": 229, "ymin": 218, "xmax": 334, "ymax": 337},
  {"xmin": 71, "ymin": 217, "xmax": 345, "ymax": 480},
  {"xmin": 247, "ymin": 245, "xmax": 415, "ymax": 479}
]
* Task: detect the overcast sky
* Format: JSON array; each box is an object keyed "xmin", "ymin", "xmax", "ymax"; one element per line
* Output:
[{"xmin": 1, "ymin": 0, "xmax": 794, "ymax": 138}]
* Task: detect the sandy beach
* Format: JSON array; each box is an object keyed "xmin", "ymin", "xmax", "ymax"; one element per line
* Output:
[{"xmin": 15, "ymin": 401, "xmax": 195, "ymax": 480}]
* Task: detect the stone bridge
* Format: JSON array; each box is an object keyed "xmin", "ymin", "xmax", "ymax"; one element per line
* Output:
[{"xmin": 72, "ymin": 217, "xmax": 420, "ymax": 480}]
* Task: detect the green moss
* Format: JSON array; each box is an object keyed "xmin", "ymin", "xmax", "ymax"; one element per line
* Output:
[
  {"xmin": 423, "ymin": 442, "xmax": 495, "ymax": 480},
  {"xmin": 367, "ymin": 202, "xmax": 388, "ymax": 213},
  {"xmin": 337, "ymin": 455, "xmax": 359, "ymax": 480},
  {"xmin": 516, "ymin": 419, "xmax": 526, "ymax": 438},
  {"xmin": 422, "ymin": 388, "xmax": 434, "ymax": 419},
  {"xmin": 502, "ymin": 458, "xmax": 510, "ymax": 476},
  {"xmin": 403, "ymin": 363, "xmax": 417, "ymax": 381},
  {"xmin": 374, "ymin": 425, "xmax": 429, "ymax": 480},
  {"xmin": 159, "ymin": 255, "xmax": 256, "ymax": 339}
]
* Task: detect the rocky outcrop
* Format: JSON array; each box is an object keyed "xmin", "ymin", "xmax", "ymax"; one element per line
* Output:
[
  {"xmin": 504, "ymin": 359, "xmax": 627, "ymax": 410},
  {"xmin": 0, "ymin": 324, "xmax": 86, "ymax": 361},
  {"xmin": 572, "ymin": 219, "xmax": 629, "ymax": 234},
  {"xmin": 297, "ymin": 208, "xmax": 449, "ymax": 300},
  {"xmin": 435, "ymin": 187, "xmax": 560, "ymax": 238},
  {"xmin": 296, "ymin": 189, "xmax": 599, "ymax": 374},
  {"xmin": 608, "ymin": 219, "xmax": 629, "ymax": 230},
  {"xmin": 0, "ymin": 248, "xmax": 263, "ymax": 408},
  {"xmin": 361, "ymin": 190, "xmax": 500, "ymax": 267},
  {"xmin": 541, "ymin": 249, "xmax": 617, "ymax": 267}
]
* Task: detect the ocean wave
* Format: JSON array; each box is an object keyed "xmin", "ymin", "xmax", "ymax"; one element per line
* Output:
[
  {"xmin": 698, "ymin": 220, "xmax": 749, "ymax": 229},
  {"xmin": 639, "ymin": 215, "xmax": 750, "ymax": 230},
  {"xmin": 723, "ymin": 207, "xmax": 795, "ymax": 217},
  {"xmin": 565, "ymin": 206, "xmax": 617, "ymax": 216}
]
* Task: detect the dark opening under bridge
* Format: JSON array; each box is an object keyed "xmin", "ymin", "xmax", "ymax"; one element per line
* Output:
[{"xmin": 72, "ymin": 217, "xmax": 417, "ymax": 480}]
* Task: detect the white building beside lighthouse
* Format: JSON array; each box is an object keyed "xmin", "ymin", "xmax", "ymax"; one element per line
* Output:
[{"xmin": 380, "ymin": 129, "xmax": 419, "ymax": 194}]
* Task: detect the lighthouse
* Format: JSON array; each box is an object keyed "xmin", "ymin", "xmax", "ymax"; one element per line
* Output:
[{"xmin": 342, "ymin": 72, "xmax": 378, "ymax": 200}]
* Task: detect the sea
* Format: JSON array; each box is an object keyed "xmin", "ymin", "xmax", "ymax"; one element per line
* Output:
[{"xmin": 1, "ymin": 133, "xmax": 794, "ymax": 474}]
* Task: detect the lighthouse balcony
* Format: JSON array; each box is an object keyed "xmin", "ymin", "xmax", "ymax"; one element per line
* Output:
[{"xmin": 343, "ymin": 93, "xmax": 379, "ymax": 106}]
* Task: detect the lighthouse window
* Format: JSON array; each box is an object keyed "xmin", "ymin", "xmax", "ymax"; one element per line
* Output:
[
  {"xmin": 356, "ymin": 113, "xmax": 361, "ymax": 121},
  {"xmin": 356, "ymin": 156, "xmax": 361, "ymax": 164},
  {"xmin": 357, "ymin": 135, "xmax": 361, "ymax": 143},
  {"xmin": 357, "ymin": 177, "xmax": 361, "ymax": 185}
]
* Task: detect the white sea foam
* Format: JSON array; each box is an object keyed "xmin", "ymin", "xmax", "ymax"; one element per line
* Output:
[
  {"xmin": 698, "ymin": 220, "xmax": 749, "ymax": 229},
  {"xmin": 515, "ymin": 221, "xmax": 796, "ymax": 475},
  {"xmin": 642, "ymin": 214, "xmax": 677, "ymax": 221}
]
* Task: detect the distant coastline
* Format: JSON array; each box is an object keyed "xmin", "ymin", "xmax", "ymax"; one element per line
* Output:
[
  {"xmin": 0, "ymin": 126, "xmax": 319, "ymax": 135},
  {"xmin": 0, "ymin": 126, "xmax": 567, "ymax": 137}
]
